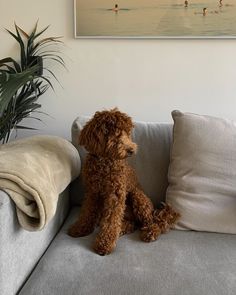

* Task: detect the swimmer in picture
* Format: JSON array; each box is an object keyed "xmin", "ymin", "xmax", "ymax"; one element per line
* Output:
[{"xmin": 112, "ymin": 4, "xmax": 119, "ymax": 12}]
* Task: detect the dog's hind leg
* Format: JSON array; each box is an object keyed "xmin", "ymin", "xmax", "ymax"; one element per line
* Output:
[
  {"xmin": 119, "ymin": 202, "xmax": 136, "ymax": 236},
  {"xmin": 129, "ymin": 188, "xmax": 161, "ymax": 242},
  {"xmin": 119, "ymin": 219, "xmax": 136, "ymax": 236},
  {"xmin": 129, "ymin": 187, "xmax": 154, "ymax": 226}
]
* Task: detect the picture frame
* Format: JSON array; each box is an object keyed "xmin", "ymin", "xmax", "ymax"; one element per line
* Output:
[{"xmin": 74, "ymin": 0, "xmax": 236, "ymax": 39}]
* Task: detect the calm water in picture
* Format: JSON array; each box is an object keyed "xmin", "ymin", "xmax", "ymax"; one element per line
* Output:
[{"xmin": 75, "ymin": 0, "xmax": 236, "ymax": 37}]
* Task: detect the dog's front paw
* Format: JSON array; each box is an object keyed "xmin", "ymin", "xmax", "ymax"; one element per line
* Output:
[
  {"xmin": 68, "ymin": 223, "xmax": 94, "ymax": 238},
  {"xmin": 140, "ymin": 223, "xmax": 161, "ymax": 242},
  {"xmin": 93, "ymin": 238, "xmax": 116, "ymax": 256}
]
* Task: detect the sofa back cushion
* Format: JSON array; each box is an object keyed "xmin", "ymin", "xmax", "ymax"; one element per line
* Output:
[
  {"xmin": 71, "ymin": 116, "xmax": 173, "ymax": 206},
  {"xmin": 166, "ymin": 110, "xmax": 236, "ymax": 234}
]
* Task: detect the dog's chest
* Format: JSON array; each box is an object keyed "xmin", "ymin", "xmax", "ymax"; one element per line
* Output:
[{"xmin": 83, "ymin": 156, "xmax": 126, "ymax": 187}]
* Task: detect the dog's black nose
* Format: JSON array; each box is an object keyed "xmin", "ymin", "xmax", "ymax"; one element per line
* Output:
[{"xmin": 127, "ymin": 149, "xmax": 134, "ymax": 156}]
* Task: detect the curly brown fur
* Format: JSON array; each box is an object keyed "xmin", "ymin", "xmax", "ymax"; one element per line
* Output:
[
  {"xmin": 153, "ymin": 203, "xmax": 180, "ymax": 234},
  {"xmin": 68, "ymin": 108, "xmax": 178, "ymax": 255}
]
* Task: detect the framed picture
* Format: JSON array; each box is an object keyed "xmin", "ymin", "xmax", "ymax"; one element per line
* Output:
[{"xmin": 74, "ymin": 0, "xmax": 236, "ymax": 38}]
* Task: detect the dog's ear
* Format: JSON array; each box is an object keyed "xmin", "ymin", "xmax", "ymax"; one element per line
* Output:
[
  {"xmin": 79, "ymin": 121, "xmax": 92, "ymax": 148},
  {"xmin": 79, "ymin": 112, "xmax": 103, "ymax": 152}
]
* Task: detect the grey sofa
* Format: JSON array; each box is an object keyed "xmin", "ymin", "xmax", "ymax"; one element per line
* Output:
[{"xmin": 1, "ymin": 117, "xmax": 236, "ymax": 295}]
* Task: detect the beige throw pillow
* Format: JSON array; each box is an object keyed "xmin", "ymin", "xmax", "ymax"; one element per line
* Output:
[{"xmin": 166, "ymin": 110, "xmax": 236, "ymax": 234}]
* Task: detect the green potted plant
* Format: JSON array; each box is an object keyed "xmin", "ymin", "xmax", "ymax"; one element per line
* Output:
[{"xmin": 0, "ymin": 22, "xmax": 65, "ymax": 144}]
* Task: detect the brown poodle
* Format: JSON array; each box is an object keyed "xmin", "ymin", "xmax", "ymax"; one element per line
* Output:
[{"xmin": 68, "ymin": 108, "xmax": 179, "ymax": 255}]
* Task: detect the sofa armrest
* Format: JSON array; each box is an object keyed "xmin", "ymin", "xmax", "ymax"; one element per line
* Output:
[{"xmin": 0, "ymin": 188, "xmax": 70, "ymax": 295}]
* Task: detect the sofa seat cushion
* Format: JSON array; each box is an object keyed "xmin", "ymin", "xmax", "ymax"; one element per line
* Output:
[{"xmin": 19, "ymin": 207, "xmax": 236, "ymax": 295}]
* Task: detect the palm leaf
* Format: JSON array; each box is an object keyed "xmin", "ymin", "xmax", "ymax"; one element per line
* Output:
[
  {"xmin": 0, "ymin": 57, "xmax": 21, "ymax": 72},
  {"xmin": 1, "ymin": 21, "xmax": 65, "ymax": 144},
  {"xmin": 0, "ymin": 64, "xmax": 17, "ymax": 73},
  {"xmin": 0, "ymin": 66, "xmax": 39, "ymax": 114},
  {"xmin": 34, "ymin": 25, "xmax": 50, "ymax": 39},
  {"xmin": 14, "ymin": 24, "xmax": 27, "ymax": 67},
  {"xmin": 15, "ymin": 125, "xmax": 38, "ymax": 130},
  {"xmin": 15, "ymin": 24, "xmax": 29, "ymax": 38},
  {"xmin": 43, "ymin": 68, "xmax": 61, "ymax": 86},
  {"xmin": 32, "ymin": 39, "xmax": 63, "ymax": 54},
  {"xmin": 5, "ymin": 28, "xmax": 21, "ymax": 43},
  {"xmin": 28, "ymin": 20, "xmax": 39, "ymax": 41},
  {"xmin": 27, "ymin": 22, "xmax": 39, "ymax": 57},
  {"xmin": 41, "ymin": 55, "xmax": 66, "ymax": 68},
  {"xmin": 39, "ymin": 76, "xmax": 55, "ymax": 91}
]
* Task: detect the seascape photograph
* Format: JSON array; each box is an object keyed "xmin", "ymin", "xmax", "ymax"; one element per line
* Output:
[{"xmin": 74, "ymin": 0, "xmax": 236, "ymax": 37}]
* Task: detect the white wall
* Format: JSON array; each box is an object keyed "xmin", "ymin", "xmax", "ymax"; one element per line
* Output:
[{"xmin": 1, "ymin": 0, "xmax": 236, "ymax": 140}]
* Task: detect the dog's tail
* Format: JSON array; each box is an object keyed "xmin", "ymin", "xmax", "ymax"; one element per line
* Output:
[{"xmin": 153, "ymin": 203, "xmax": 180, "ymax": 234}]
